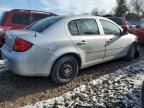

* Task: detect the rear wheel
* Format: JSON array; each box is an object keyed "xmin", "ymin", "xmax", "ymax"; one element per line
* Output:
[{"xmin": 51, "ymin": 56, "xmax": 79, "ymax": 85}]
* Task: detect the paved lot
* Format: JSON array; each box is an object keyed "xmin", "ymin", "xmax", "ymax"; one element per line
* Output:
[{"xmin": 0, "ymin": 45, "xmax": 143, "ymax": 107}]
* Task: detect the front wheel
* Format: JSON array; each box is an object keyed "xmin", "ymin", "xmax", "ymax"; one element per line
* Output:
[
  {"xmin": 51, "ymin": 56, "xmax": 79, "ymax": 85},
  {"xmin": 141, "ymin": 81, "xmax": 144, "ymax": 108},
  {"xmin": 125, "ymin": 43, "xmax": 137, "ymax": 61}
]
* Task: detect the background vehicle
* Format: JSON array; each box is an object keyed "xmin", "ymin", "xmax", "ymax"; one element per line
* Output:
[
  {"xmin": 107, "ymin": 17, "xmax": 129, "ymax": 30},
  {"xmin": 0, "ymin": 9, "xmax": 57, "ymax": 47},
  {"xmin": 129, "ymin": 19, "xmax": 144, "ymax": 44},
  {"xmin": 2, "ymin": 15, "xmax": 139, "ymax": 84}
]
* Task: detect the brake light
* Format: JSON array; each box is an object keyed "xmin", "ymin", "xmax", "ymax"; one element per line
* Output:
[{"xmin": 13, "ymin": 38, "xmax": 33, "ymax": 52}]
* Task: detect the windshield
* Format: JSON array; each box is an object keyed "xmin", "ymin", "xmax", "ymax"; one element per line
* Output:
[{"xmin": 26, "ymin": 16, "xmax": 64, "ymax": 33}]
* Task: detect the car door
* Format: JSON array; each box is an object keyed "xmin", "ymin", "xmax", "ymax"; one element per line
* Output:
[
  {"xmin": 68, "ymin": 18, "xmax": 105, "ymax": 65},
  {"xmin": 99, "ymin": 19, "xmax": 128, "ymax": 61}
]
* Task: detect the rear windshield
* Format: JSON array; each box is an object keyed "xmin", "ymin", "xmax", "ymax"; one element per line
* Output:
[
  {"xmin": 108, "ymin": 17, "xmax": 123, "ymax": 25},
  {"xmin": 0, "ymin": 12, "xmax": 5, "ymax": 24},
  {"xmin": 26, "ymin": 16, "xmax": 63, "ymax": 33}
]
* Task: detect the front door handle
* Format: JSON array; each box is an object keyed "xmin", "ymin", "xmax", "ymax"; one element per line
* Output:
[{"xmin": 106, "ymin": 39, "xmax": 113, "ymax": 43}]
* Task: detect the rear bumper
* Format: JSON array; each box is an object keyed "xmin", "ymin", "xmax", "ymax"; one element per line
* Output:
[{"xmin": 1, "ymin": 45, "xmax": 54, "ymax": 76}]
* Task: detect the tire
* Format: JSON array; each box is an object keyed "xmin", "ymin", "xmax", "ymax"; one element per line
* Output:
[
  {"xmin": 134, "ymin": 43, "xmax": 140, "ymax": 58},
  {"xmin": 125, "ymin": 43, "xmax": 136, "ymax": 61},
  {"xmin": 141, "ymin": 81, "xmax": 144, "ymax": 108},
  {"xmin": 51, "ymin": 56, "xmax": 79, "ymax": 85}
]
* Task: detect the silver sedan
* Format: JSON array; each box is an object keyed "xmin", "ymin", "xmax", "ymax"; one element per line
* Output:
[{"xmin": 2, "ymin": 15, "xmax": 140, "ymax": 84}]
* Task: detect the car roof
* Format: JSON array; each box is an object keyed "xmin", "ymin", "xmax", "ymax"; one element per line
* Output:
[
  {"xmin": 7, "ymin": 9, "xmax": 57, "ymax": 15},
  {"xmin": 63, "ymin": 15, "xmax": 108, "ymax": 21}
]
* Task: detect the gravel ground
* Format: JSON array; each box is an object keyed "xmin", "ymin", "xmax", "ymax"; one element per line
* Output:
[
  {"xmin": 0, "ymin": 45, "xmax": 143, "ymax": 108},
  {"xmin": 23, "ymin": 59, "xmax": 144, "ymax": 108}
]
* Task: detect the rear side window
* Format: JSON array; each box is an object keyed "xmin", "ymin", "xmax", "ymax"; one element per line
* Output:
[
  {"xmin": 76, "ymin": 19, "xmax": 99, "ymax": 35},
  {"xmin": 26, "ymin": 16, "xmax": 63, "ymax": 33},
  {"xmin": 68, "ymin": 20, "xmax": 79, "ymax": 35},
  {"xmin": 12, "ymin": 14, "xmax": 30, "ymax": 25},
  {"xmin": 68, "ymin": 18, "xmax": 99, "ymax": 36}
]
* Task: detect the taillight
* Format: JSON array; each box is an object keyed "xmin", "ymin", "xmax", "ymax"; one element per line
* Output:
[{"xmin": 13, "ymin": 38, "xmax": 33, "ymax": 52}]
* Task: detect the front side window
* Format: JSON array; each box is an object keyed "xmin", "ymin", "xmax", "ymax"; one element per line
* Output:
[
  {"xmin": 100, "ymin": 19, "xmax": 121, "ymax": 36},
  {"xmin": 12, "ymin": 14, "xmax": 30, "ymax": 25}
]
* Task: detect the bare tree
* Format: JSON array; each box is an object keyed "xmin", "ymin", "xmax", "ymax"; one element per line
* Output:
[
  {"xmin": 99, "ymin": 9, "xmax": 106, "ymax": 16},
  {"xmin": 115, "ymin": 0, "xmax": 129, "ymax": 17},
  {"xmin": 91, "ymin": 8, "xmax": 106, "ymax": 16},
  {"xmin": 131, "ymin": 0, "xmax": 144, "ymax": 15},
  {"xmin": 91, "ymin": 8, "xmax": 99, "ymax": 16}
]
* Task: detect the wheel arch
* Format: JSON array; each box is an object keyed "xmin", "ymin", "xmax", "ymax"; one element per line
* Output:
[{"xmin": 51, "ymin": 53, "xmax": 82, "ymax": 73}]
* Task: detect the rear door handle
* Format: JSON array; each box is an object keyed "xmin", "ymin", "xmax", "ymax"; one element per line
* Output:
[{"xmin": 77, "ymin": 40, "xmax": 86, "ymax": 46}]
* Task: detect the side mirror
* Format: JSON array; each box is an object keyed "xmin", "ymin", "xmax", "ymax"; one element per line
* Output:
[{"xmin": 120, "ymin": 28, "xmax": 128, "ymax": 36}]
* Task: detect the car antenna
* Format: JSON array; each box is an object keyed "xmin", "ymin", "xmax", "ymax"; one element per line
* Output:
[{"xmin": 34, "ymin": 32, "xmax": 37, "ymax": 37}]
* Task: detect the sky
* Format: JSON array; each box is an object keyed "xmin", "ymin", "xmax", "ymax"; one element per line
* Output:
[{"xmin": 0, "ymin": 0, "xmax": 117, "ymax": 15}]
